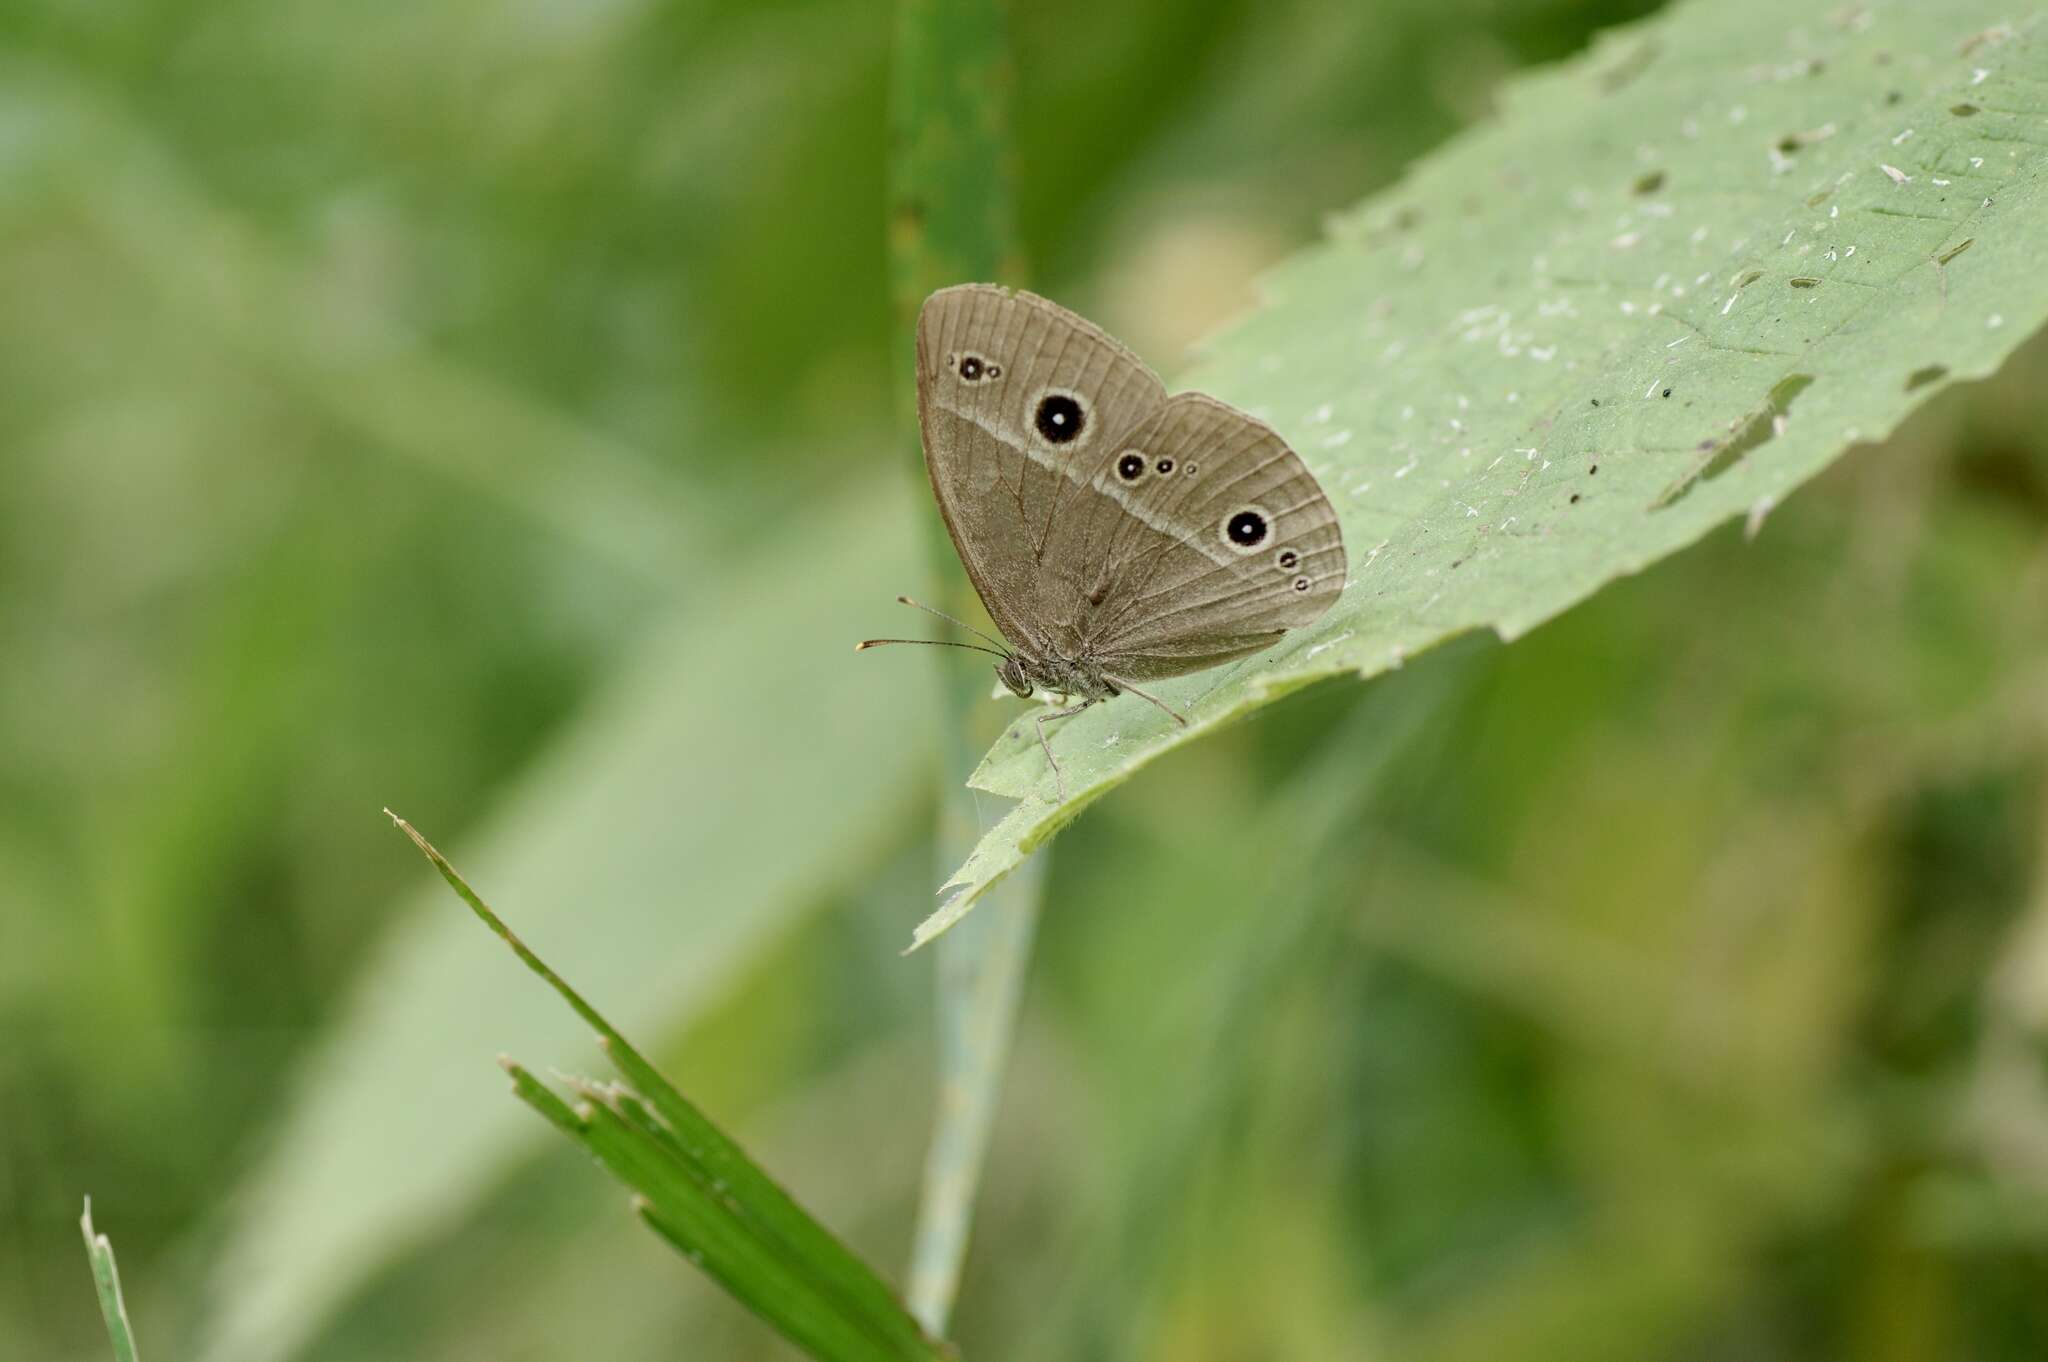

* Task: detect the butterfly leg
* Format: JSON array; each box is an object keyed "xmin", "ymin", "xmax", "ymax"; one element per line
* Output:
[
  {"xmin": 1109, "ymin": 679, "xmax": 1189, "ymax": 727},
  {"xmin": 1034, "ymin": 699, "xmax": 1095, "ymax": 802}
]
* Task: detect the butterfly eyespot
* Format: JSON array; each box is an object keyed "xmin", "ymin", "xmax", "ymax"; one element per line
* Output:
[
  {"xmin": 1183, "ymin": 463, "xmax": 1198, "ymax": 477},
  {"xmin": 1115, "ymin": 453, "xmax": 1146, "ymax": 482},
  {"xmin": 1275, "ymin": 549, "xmax": 1299, "ymax": 570},
  {"xmin": 1222, "ymin": 507, "xmax": 1269, "ymax": 551},
  {"xmin": 956, "ymin": 354, "xmax": 987, "ymax": 381},
  {"xmin": 1155, "ymin": 457, "xmax": 1175, "ymax": 475},
  {"xmin": 1034, "ymin": 392, "xmax": 1086, "ymax": 445},
  {"xmin": 986, "ymin": 364, "xmax": 1001, "ymax": 377},
  {"xmin": 1292, "ymin": 576, "xmax": 1312, "ymax": 593}
]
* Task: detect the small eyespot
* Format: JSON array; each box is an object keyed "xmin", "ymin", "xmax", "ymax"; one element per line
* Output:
[
  {"xmin": 1292, "ymin": 576, "xmax": 1312, "ymax": 593},
  {"xmin": 1155, "ymin": 457, "xmax": 1175, "ymax": 475},
  {"xmin": 1223, "ymin": 508, "xmax": 1269, "ymax": 551},
  {"xmin": 1035, "ymin": 392, "xmax": 1086, "ymax": 444},
  {"xmin": 1275, "ymin": 549, "xmax": 1299, "ymax": 570},
  {"xmin": 986, "ymin": 364, "xmax": 1001, "ymax": 378},
  {"xmin": 1183, "ymin": 462, "xmax": 1199, "ymax": 477},
  {"xmin": 1116, "ymin": 453, "xmax": 1145, "ymax": 482},
  {"xmin": 957, "ymin": 354, "xmax": 985, "ymax": 381}
]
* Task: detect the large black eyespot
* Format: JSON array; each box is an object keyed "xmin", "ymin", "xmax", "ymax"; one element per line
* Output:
[
  {"xmin": 1225, "ymin": 508, "xmax": 1269, "ymax": 549},
  {"xmin": 957, "ymin": 355, "xmax": 984, "ymax": 381},
  {"xmin": 1155, "ymin": 457, "xmax": 1175, "ymax": 475},
  {"xmin": 1116, "ymin": 453, "xmax": 1145, "ymax": 482},
  {"xmin": 1035, "ymin": 393, "xmax": 1085, "ymax": 444},
  {"xmin": 1275, "ymin": 549, "xmax": 1299, "ymax": 570}
]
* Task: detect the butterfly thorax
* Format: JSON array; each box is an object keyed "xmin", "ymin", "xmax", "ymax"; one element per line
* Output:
[{"xmin": 997, "ymin": 652, "xmax": 1120, "ymax": 703}]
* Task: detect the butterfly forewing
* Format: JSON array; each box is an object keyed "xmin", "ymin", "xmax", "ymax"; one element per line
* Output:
[{"xmin": 915, "ymin": 285, "xmax": 1167, "ymax": 654}]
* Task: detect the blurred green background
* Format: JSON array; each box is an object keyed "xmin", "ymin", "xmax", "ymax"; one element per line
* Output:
[{"xmin": 7, "ymin": 0, "xmax": 2048, "ymax": 1359}]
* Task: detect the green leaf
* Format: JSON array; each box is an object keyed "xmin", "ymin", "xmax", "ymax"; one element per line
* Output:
[
  {"xmin": 201, "ymin": 483, "xmax": 936, "ymax": 1362},
  {"xmin": 80, "ymin": 1200, "xmax": 143, "ymax": 1362},
  {"xmin": 389, "ymin": 816, "xmax": 949, "ymax": 1362},
  {"xmin": 917, "ymin": 4, "xmax": 2048, "ymax": 947}
]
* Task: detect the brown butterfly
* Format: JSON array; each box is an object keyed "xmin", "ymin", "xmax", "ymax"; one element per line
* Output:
[{"xmin": 862, "ymin": 284, "xmax": 1346, "ymax": 796}]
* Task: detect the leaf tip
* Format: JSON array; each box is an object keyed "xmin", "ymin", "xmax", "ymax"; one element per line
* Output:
[
  {"xmin": 383, "ymin": 807, "xmax": 439, "ymax": 863},
  {"xmin": 905, "ymin": 888, "xmax": 978, "ymax": 953}
]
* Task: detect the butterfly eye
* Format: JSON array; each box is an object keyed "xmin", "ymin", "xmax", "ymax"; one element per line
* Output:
[
  {"xmin": 1116, "ymin": 453, "xmax": 1145, "ymax": 482},
  {"xmin": 1223, "ymin": 508, "xmax": 1269, "ymax": 551},
  {"xmin": 1275, "ymin": 549, "xmax": 1299, "ymax": 570},
  {"xmin": 1292, "ymin": 576, "xmax": 1312, "ymax": 593},
  {"xmin": 1035, "ymin": 393, "xmax": 1086, "ymax": 444},
  {"xmin": 1154, "ymin": 457, "xmax": 1175, "ymax": 475}
]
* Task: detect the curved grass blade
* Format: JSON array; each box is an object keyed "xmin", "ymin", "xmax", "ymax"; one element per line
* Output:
[{"xmin": 390, "ymin": 814, "xmax": 951, "ymax": 1362}]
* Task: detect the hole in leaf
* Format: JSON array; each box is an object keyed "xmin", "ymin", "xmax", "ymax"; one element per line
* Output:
[
  {"xmin": 1905, "ymin": 364, "xmax": 1948, "ymax": 392},
  {"xmin": 1654, "ymin": 375, "xmax": 1815, "ymax": 509}
]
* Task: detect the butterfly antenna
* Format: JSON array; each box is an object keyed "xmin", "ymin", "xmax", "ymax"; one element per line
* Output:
[
  {"xmin": 854, "ymin": 637, "xmax": 1009, "ymax": 658},
  {"xmin": 891, "ymin": 595, "xmax": 1011, "ymax": 654},
  {"xmin": 1114, "ymin": 679, "xmax": 1189, "ymax": 727}
]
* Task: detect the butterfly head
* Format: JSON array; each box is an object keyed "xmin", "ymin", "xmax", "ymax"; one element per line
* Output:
[{"xmin": 995, "ymin": 654, "xmax": 1035, "ymax": 700}]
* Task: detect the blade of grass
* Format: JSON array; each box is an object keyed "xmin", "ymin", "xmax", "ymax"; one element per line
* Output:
[
  {"xmin": 79, "ymin": 1198, "xmax": 142, "ymax": 1362},
  {"xmin": 388, "ymin": 813, "xmax": 950, "ymax": 1362},
  {"xmin": 208, "ymin": 480, "xmax": 933, "ymax": 1362},
  {"xmin": 888, "ymin": 0, "xmax": 1036, "ymax": 1332}
]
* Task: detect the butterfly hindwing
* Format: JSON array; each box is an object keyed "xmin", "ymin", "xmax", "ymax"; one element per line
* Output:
[{"xmin": 1050, "ymin": 392, "xmax": 1347, "ymax": 680}]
